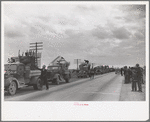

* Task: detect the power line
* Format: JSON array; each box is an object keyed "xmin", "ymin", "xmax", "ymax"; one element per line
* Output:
[{"xmin": 29, "ymin": 42, "xmax": 43, "ymax": 67}]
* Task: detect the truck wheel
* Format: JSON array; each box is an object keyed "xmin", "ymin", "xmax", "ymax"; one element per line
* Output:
[
  {"xmin": 33, "ymin": 78, "xmax": 42, "ymax": 90},
  {"xmin": 8, "ymin": 81, "xmax": 17, "ymax": 95}
]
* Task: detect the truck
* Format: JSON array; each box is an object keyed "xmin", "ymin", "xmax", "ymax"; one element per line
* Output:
[
  {"xmin": 4, "ymin": 50, "xmax": 42, "ymax": 95},
  {"xmin": 109, "ymin": 68, "xmax": 115, "ymax": 72},
  {"xmin": 115, "ymin": 67, "xmax": 120, "ymax": 74},
  {"xmin": 93, "ymin": 66, "xmax": 103, "ymax": 75},
  {"xmin": 47, "ymin": 56, "xmax": 71, "ymax": 85},
  {"xmin": 77, "ymin": 60, "xmax": 91, "ymax": 78},
  {"xmin": 93, "ymin": 65, "xmax": 110, "ymax": 75}
]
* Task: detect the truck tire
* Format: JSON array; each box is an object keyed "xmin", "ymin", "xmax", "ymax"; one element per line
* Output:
[
  {"xmin": 33, "ymin": 78, "xmax": 42, "ymax": 90},
  {"xmin": 8, "ymin": 81, "xmax": 17, "ymax": 95}
]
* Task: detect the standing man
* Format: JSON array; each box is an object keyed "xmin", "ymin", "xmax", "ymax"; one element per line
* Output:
[
  {"xmin": 121, "ymin": 68, "xmax": 123, "ymax": 76},
  {"xmin": 140, "ymin": 67, "xmax": 144, "ymax": 84},
  {"xmin": 128, "ymin": 67, "xmax": 132, "ymax": 83},
  {"xmin": 135, "ymin": 64, "xmax": 142, "ymax": 92},
  {"xmin": 143, "ymin": 66, "xmax": 146, "ymax": 84},
  {"xmin": 124, "ymin": 66, "xmax": 129, "ymax": 83},
  {"xmin": 90, "ymin": 68, "xmax": 95, "ymax": 79},
  {"xmin": 37, "ymin": 65, "xmax": 49, "ymax": 90},
  {"xmin": 131, "ymin": 68, "xmax": 137, "ymax": 91}
]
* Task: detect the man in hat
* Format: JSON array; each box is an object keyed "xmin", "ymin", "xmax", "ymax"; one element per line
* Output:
[
  {"xmin": 131, "ymin": 67, "xmax": 138, "ymax": 91},
  {"xmin": 37, "ymin": 65, "xmax": 49, "ymax": 90},
  {"xmin": 128, "ymin": 67, "xmax": 132, "ymax": 83},
  {"xmin": 90, "ymin": 68, "xmax": 95, "ymax": 79},
  {"xmin": 121, "ymin": 68, "xmax": 123, "ymax": 76},
  {"xmin": 124, "ymin": 66, "xmax": 129, "ymax": 83},
  {"xmin": 135, "ymin": 64, "xmax": 142, "ymax": 92}
]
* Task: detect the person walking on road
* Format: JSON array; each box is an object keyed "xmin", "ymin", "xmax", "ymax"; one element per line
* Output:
[
  {"xmin": 90, "ymin": 68, "xmax": 95, "ymax": 79},
  {"xmin": 37, "ymin": 65, "xmax": 49, "ymax": 90}
]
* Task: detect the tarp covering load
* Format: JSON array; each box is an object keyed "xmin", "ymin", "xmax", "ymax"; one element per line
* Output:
[
  {"xmin": 79, "ymin": 62, "xmax": 91, "ymax": 71},
  {"xmin": 49, "ymin": 56, "xmax": 70, "ymax": 70},
  {"xmin": 77, "ymin": 60, "xmax": 91, "ymax": 78},
  {"xmin": 8, "ymin": 50, "xmax": 39, "ymax": 70}
]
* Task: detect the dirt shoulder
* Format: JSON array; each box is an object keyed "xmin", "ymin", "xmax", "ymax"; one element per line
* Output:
[{"xmin": 119, "ymin": 76, "xmax": 145, "ymax": 101}]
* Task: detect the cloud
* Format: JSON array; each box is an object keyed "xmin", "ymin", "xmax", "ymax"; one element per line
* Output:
[
  {"xmin": 134, "ymin": 32, "xmax": 145, "ymax": 40},
  {"xmin": 38, "ymin": 16, "xmax": 51, "ymax": 23},
  {"xmin": 91, "ymin": 26, "xmax": 111, "ymax": 39},
  {"xmin": 3, "ymin": 3, "xmax": 146, "ymax": 67},
  {"xmin": 75, "ymin": 4, "xmax": 98, "ymax": 13},
  {"xmin": 65, "ymin": 29, "xmax": 83, "ymax": 38},
  {"xmin": 5, "ymin": 30, "xmax": 24, "ymax": 38},
  {"xmin": 112, "ymin": 27, "xmax": 131, "ymax": 39}
]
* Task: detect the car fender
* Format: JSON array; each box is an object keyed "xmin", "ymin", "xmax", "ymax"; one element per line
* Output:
[
  {"xmin": 54, "ymin": 74, "xmax": 66, "ymax": 82},
  {"xmin": 5, "ymin": 77, "xmax": 19, "ymax": 89},
  {"xmin": 53, "ymin": 73, "xmax": 60, "ymax": 79},
  {"xmin": 29, "ymin": 76, "xmax": 40, "ymax": 85}
]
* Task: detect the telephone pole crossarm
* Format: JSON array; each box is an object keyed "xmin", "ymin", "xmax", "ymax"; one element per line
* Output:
[{"xmin": 29, "ymin": 42, "xmax": 43, "ymax": 67}]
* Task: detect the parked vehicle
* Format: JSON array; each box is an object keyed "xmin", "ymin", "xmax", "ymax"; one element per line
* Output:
[
  {"xmin": 77, "ymin": 61, "xmax": 91, "ymax": 78},
  {"xmin": 94, "ymin": 66, "xmax": 103, "ymax": 75},
  {"xmin": 47, "ymin": 56, "xmax": 71, "ymax": 84},
  {"xmin": 4, "ymin": 50, "xmax": 42, "ymax": 95},
  {"xmin": 115, "ymin": 68, "xmax": 120, "ymax": 74}
]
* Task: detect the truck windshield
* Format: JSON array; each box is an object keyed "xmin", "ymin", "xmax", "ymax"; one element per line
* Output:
[{"xmin": 4, "ymin": 64, "xmax": 17, "ymax": 74}]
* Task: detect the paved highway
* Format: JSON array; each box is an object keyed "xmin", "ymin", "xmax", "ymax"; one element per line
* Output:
[{"xmin": 4, "ymin": 72, "xmax": 123, "ymax": 101}]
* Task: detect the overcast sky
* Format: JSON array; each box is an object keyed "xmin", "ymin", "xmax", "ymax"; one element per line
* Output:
[{"xmin": 3, "ymin": 2, "xmax": 146, "ymax": 68}]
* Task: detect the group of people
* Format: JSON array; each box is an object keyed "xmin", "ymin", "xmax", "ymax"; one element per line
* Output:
[{"xmin": 120, "ymin": 64, "xmax": 145, "ymax": 92}]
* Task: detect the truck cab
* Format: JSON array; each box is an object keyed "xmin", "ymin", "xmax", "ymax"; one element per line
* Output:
[
  {"xmin": 4, "ymin": 63, "xmax": 26, "ymax": 95},
  {"xmin": 4, "ymin": 60, "xmax": 41, "ymax": 95}
]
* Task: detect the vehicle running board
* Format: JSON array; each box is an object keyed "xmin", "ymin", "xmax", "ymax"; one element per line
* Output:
[
  {"xmin": 18, "ymin": 85, "xmax": 28, "ymax": 88},
  {"xmin": 18, "ymin": 82, "xmax": 28, "ymax": 88}
]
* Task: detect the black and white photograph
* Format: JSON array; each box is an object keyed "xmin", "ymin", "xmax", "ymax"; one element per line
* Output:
[{"xmin": 1, "ymin": 1, "xmax": 149, "ymax": 121}]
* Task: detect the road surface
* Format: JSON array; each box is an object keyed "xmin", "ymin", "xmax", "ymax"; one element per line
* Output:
[{"xmin": 4, "ymin": 72, "xmax": 124, "ymax": 101}]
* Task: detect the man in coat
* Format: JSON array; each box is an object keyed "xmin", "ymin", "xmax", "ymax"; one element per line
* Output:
[
  {"xmin": 131, "ymin": 68, "xmax": 138, "ymax": 91},
  {"xmin": 124, "ymin": 66, "xmax": 129, "ymax": 83},
  {"xmin": 128, "ymin": 67, "xmax": 132, "ymax": 83},
  {"xmin": 37, "ymin": 65, "xmax": 49, "ymax": 90},
  {"xmin": 121, "ymin": 68, "xmax": 124, "ymax": 76},
  {"xmin": 135, "ymin": 64, "xmax": 142, "ymax": 92},
  {"xmin": 90, "ymin": 68, "xmax": 95, "ymax": 79}
]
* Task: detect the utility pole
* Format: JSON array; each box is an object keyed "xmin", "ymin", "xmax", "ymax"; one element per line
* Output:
[
  {"xmin": 74, "ymin": 59, "xmax": 81, "ymax": 71},
  {"xmin": 29, "ymin": 42, "xmax": 43, "ymax": 67},
  {"xmin": 91, "ymin": 63, "xmax": 95, "ymax": 69}
]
